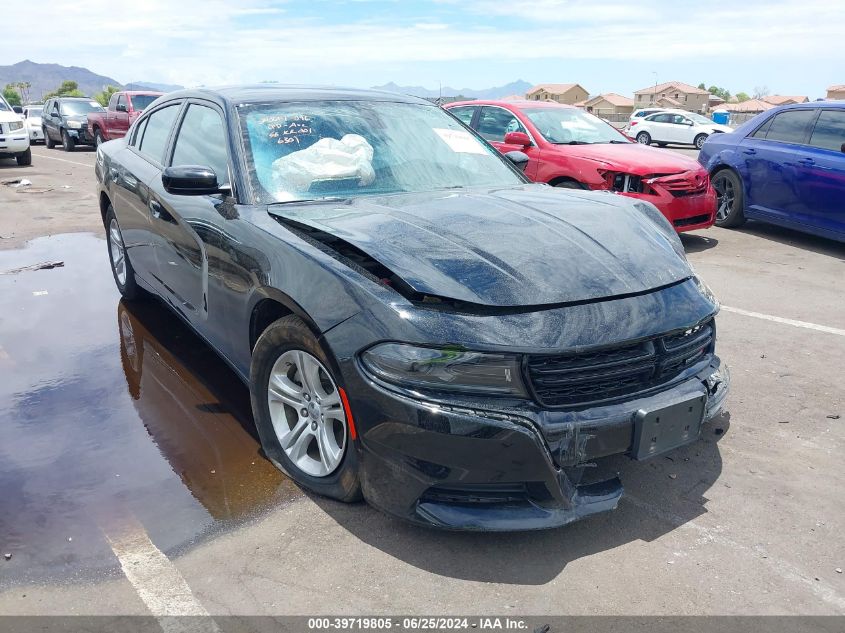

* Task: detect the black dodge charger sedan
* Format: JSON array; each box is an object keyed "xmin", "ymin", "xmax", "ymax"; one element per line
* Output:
[{"xmin": 95, "ymin": 85, "xmax": 730, "ymax": 531}]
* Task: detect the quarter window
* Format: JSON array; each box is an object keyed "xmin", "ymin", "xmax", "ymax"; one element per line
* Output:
[
  {"xmin": 808, "ymin": 110, "xmax": 845, "ymax": 152},
  {"xmin": 137, "ymin": 104, "xmax": 180, "ymax": 163},
  {"xmin": 171, "ymin": 104, "xmax": 230, "ymax": 185},
  {"xmin": 758, "ymin": 109, "xmax": 816, "ymax": 145}
]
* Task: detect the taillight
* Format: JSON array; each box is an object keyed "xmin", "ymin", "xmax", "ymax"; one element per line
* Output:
[{"xmin": 630, "ymin": 121, "xmax": 638, "ymax": 127}]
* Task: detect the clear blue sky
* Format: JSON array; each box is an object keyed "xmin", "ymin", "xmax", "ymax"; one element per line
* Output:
[{"xmin": 6, "ymin": 0, "xmax": 844, "ymax": 99}]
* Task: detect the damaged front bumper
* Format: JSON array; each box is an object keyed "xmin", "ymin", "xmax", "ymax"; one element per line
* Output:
[{"xmin": 344, "ymin": 355, "xmax": 730, "ymax": 531}]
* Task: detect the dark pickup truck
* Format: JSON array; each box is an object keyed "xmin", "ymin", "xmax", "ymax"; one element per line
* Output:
[{"xmin": 87, "ymin": 91, "xmax": 162, "ymax": 145}]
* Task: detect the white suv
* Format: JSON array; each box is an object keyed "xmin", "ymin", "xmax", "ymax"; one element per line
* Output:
[{"xmin": 0, "ymin": 94, "xmax": 31, "ymax": 166}]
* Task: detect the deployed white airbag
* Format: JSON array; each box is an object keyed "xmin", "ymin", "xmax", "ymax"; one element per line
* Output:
[{"xmin": 271, "ymin": 134, "xmax": 375, "ymax": 195}]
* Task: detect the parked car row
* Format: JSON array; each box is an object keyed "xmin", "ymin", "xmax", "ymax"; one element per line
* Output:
[{"xmin": 18, "ymin": 91, "xmax": 164, "ymax": 153}]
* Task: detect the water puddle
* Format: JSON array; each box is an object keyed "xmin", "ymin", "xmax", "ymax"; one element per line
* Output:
[{"xmin": 0, "ymin": 233, "xmax": 302, "ymax": 587}]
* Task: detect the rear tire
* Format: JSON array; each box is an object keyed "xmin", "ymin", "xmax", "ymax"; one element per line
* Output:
[
  {"xmin": 106, "ymin": 207, "xmax": 141, "ymax": 299},
  {"xmin": 16, "ymin": 148, "xmax": 32, "ymax": 166},
  {"xmin": 250, "ymin": 315, "xmax": 362, "ymax": 503},
  {"xmin": 44, "ymin": 128, "xmax": 55, "ymax": 149},
  {"xmin": 694, "ymin": 134, "xmax": 708, "ymax": 149},
  {"xmin": 94, "ymin": 129, "xmax": 104, "ymax": 147},
  {"xmin": 712, "ymin": 169, "xmax": 746, "ymax": 228},
  {"xmin": 636, "ymin": 131, "xmax": 651, "ymax": 145},
  {"xmin": 62, "ymin": 129, "xmax": 75, "ymax": 152}
]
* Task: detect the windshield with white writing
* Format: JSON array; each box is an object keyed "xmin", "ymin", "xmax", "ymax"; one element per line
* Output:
[
  {"xmin": 522, "ymin": 107, "xmax": 631, "ymax": 145},
  {"xmin": 239, "ymin": 100, "xmax": 524, "ymax": 203}
]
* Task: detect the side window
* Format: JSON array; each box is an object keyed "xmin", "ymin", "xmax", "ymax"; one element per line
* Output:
[
  {"xmin": 650, "ymin": 114, "xmax": 671, "ymax": 123},
  {"xmin": 808, "ymin": 110, "xmax": 845, "ymax": 152},
  {"xmin": 761, "ymin": 110, "xmax": 817, "ymax": 145},
  {"xmin": 137, "ymin": 104, "xmax": 180, "ymax": 164},
  {"xmin": 449, "ymin": 106, "xmax": 476, "ymax": 127},
  {"xmin": 751, "ymin": 116, "xmax": 774, "ymax": 139},
  {"xmin": 108, "ymin": 93, "xmax": 119, "ymax": 110},
  {"xmin": 476, "ymin": 107, "xmax": 526, "ymax": 142},
  {"xmin": 52, "ymin": 101, "xmax": 60, "ymax": 116},
  {"xmin": 116, "ymin": 95, "xmax": 126, "ymax": 110},
  {"xmin": 171, "ymin": 104, "xmax": 230, "ymax": 185},
  {"xmin": 131, "ymin": 116, "xmax": 148, "ymax": 147}
]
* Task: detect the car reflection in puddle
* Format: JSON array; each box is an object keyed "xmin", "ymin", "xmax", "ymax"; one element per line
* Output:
[{"xmin": 0, "ymin": 233, "xmax": 300, "ymax": 587}]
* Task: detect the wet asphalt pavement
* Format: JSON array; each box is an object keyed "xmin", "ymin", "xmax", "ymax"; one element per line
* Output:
[
  {"xmin": 0, "ymin": 146, "xmax": 843, "ymax": 617},
  {"xmin": 0, "ymin": 233, "xmax": 301, "ymax": 588}
]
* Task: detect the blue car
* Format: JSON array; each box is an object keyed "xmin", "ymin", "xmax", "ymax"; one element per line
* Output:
[{"xmin": 698, "ymin": 101, "xmax": 845, "ymax": 242}]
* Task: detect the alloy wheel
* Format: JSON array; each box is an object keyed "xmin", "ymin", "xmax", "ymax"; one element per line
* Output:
[
  {"xmin": 267, "ymin": 350, "xmax": 347, "ymax": 478},
  {"xmin": 109, "ymin": 218, "xmax": 127, "ymax": 286},
  {"xmin": 713, "ymin": 174, "xmax": 735, "ymax": 221}
]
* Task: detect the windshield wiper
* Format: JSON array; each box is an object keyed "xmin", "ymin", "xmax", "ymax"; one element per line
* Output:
[
  {"xmin": 267, "ymin": 197, "xmax": 348, "ymax": 206},
  {"xmin": 607, "ymin": 140, "xmax": 631, "ymax": 144},
  {"xmin": 555, "ymin": 140, "xmax": 593, "ymax": 145}
]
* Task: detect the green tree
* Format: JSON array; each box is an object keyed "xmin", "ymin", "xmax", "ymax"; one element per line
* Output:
[
  {"xmin": 735, "ymin": 92, "xmax": 751, "ymax": 102},
  {"xmin": 707, "ymin": 85, "xmax": 731, "ymax": 102},
  {"xmin": 43, "ymin": 80, "xmax": 86, "ymax": 99},
  {"xmin": 697, "ymin": 83, "xmax": 706, "ymax": 90},
  {"xmin": 94, "ymin": 85, "xmax": 121, "ymax": 107},
  {"xmin": 3, "ymin": 85, "xmax": 21, "ymax": 106}
]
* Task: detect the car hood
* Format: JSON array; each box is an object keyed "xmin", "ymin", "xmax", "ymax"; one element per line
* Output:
[
  {"xmin": 0, "ymin": 111, "xmax": 22, "ymax": 123},
  {"xmin": 557, "ymin": 142, "xmax": 703, "ymax": 174},
  {"xmin": 269, "ymin": 185, "xmax": 692, "ymax": 308}
]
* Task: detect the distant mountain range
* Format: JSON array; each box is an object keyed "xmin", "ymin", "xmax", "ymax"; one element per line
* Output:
[
  {"xmin": 371, "ymin": 80, "xmax": 533, "ymax": 100},
  {"xmin": 2, "ymin": 59, "xmax": 529, "ymax": 102},
  {"xmin": 124, "ymin": 81, "xmax": 185, "ymax": 93},
  {"xmin": 0, "ymin": 60, "xmax": 183, "ymax": 100}
]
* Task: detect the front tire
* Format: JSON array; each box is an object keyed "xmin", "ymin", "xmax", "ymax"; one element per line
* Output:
[
  {"xmin": 250, "ymin": 315, "xmax": 361, "ymax": 502},
  {"xmin": 94, "ymin": 129, "xmax": 105, "ymax": 147},
  {"xmin": 44, "ymin": 128, "xmax": 55, "ymax": 149},
  {"xmin": 61, "ymin": 129, "xmax": 76, "ymax": 152},
  {"xmin": 16, "ymin": 148, "xmax": 32, "ymax": 166},
  {"xmin": 106, "ymin": 207, "xmax": 141, "ymax": 299},
  {"xmin": 712, "ymin": 169, "xmax": 746, "ymax": 228},
  {"xmin": 636, "ymin": 131, "xmax": 651, "ymax": 145},
  {"xmin": 694, "ymin": 133, "xmax": 708, "ymax": 149},
  {"xmin": 553, "ymin": 179, "xmax": 584, "ymax": 189}
]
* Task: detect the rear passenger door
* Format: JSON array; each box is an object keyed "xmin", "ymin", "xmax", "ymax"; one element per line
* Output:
[
  {"xmin": 739, "ymin": 108, "xmax": 817, "ymax": 223},
  {"xmin": 114, "ymin": 101, "xmax": 182, "ymax": 286},
  {"xmin": 798, "ymin": 109, "xmax": 845, "ymax": 236},
  {"xmin": 149, "ymin": 100, "xmax": 233, "ymax": 333},
  {"xmin": 644, "ymin": 113, "xmax": 673, "ymax": 143}
]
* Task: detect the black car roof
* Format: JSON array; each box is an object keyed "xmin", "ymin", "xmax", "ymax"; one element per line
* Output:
[{"xmin": 155, "ymin": 85, "xmax": 431, "ymax": 107}]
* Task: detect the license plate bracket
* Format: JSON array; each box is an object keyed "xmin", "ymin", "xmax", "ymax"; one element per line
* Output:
[{"xmin": 632, "ymin": 392, "xmax": 707, "ymax": 460}]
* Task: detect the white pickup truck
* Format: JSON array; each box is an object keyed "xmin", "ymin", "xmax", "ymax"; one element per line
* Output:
[{"xmin": 0, "ymin": 93, "xmax": 31, "ymax": 166}]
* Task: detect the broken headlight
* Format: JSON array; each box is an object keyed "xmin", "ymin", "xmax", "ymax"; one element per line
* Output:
[{"xmin": 360, "ymin": 343, "xmax": 527, "ymax": 397}]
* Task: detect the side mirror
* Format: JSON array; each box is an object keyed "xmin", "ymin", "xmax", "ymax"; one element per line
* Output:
[
  {"xmin": 503, "ymin": 150, "xmax": 530, "ymax": 173},
  {"xmin": 162, "ymin": 166, "xmax": 222, "ymax": 195},
  {"xmin": 116, "ymin": 103, "xmax": 128, "ymax": 113},
  {"xmin": 504, "ymin": 131, "xmax": 532, "ymax": 147},
  {"xmin": 12, "ymin": 105, "xmax": 23, "ymax": 114}
]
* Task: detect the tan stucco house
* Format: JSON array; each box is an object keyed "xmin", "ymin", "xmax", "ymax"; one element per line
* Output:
[
  {"xmin": 525, "ymin": 83, "xmax": 589, "ymax": 105},
  {"xmin": 633, "ymin": 81, "xmax": 710, "ymax": 113},
  {"xmin": 578, "ymin": 93, "xmax": 634, "ymax": 117},
  {"xmin": 826, "ymin": 85, "xmax": 845, "ymax": 100}
]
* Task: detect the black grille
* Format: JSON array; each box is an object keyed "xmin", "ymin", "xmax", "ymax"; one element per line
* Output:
[
  {"xmin": 420, "ymin": 484, "xmax": 528, "ymax": 505},
  {"xmin": 526, "ymin": 321, "xmax": 713, "ymax": 407}
]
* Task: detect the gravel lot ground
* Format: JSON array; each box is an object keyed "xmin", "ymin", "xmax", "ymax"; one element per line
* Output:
[{"xmin": 0, "ymin": 144, "xmax": 843, "ymax": 619}]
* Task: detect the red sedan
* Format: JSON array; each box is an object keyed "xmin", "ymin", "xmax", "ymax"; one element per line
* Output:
[{"xmin": 445, "ymin": 100, "xmax": 716, "ymax": 233}]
